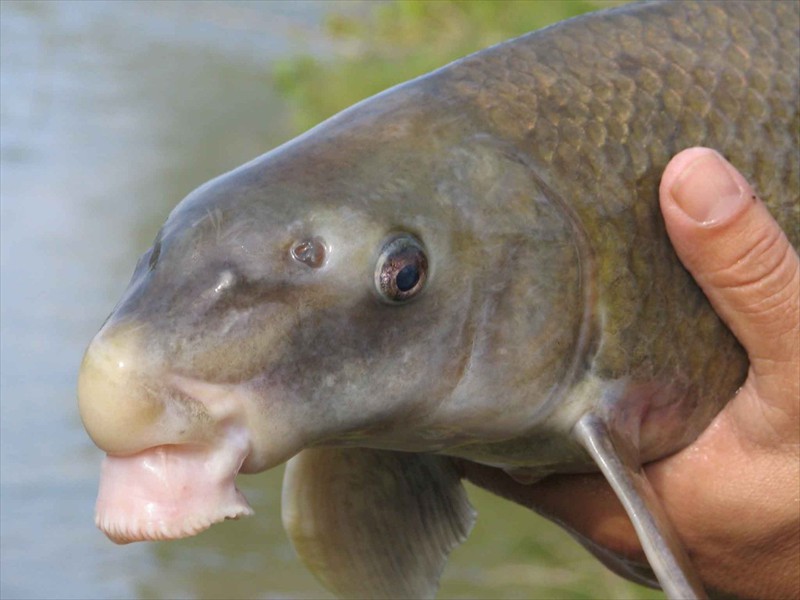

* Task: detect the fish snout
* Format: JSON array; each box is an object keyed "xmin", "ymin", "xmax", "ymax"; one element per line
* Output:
[{"xmin": 78, "ymin": 323, "xmax": 186, "ymax": 455}]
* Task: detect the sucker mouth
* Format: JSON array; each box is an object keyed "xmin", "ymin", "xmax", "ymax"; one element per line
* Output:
[
  {"xmin": 94, "ymin": 426, "xmax": 254, "ymax": 544},
  {"xmin": 98, "ymin": 494, "xmax": 253, "ymax": 544}
]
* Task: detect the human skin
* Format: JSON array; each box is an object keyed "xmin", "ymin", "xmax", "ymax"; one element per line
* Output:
[{"xmin": 461, "ymin": 147, "xmax": 800, "ymax": 599}]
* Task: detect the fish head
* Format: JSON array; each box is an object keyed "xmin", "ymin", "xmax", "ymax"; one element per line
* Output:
[{"xmin": 78, "ymin": 81, "xmax": 586, "ymax": 544}]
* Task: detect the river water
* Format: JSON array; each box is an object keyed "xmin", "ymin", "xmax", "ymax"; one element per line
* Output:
[{"xmin": 0, "ymin": 2, "xmax": 655, "ymax": 598}]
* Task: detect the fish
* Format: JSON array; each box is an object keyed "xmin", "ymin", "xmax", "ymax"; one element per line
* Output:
[{"xmin": 77, "ymin": 1, "xmax": 800, "ymax": 599}]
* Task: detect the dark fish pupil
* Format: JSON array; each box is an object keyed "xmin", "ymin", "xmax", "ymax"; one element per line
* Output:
[
  {"xmin": 374, "ymin": 234, "xmax": 428, "ymax": 304},
  {"xmin": 396, "ymin": 264, "xmax": 419, "ymax": 292}
]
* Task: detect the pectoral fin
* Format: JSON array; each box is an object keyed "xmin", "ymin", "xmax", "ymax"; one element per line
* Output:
[
  {"xmin": 281, "ymin": 447, "xmax": 476, "ymax": 599},
  {"xmin": 573, "ymin": 412, "xmax": 707, "ymax": 600}
]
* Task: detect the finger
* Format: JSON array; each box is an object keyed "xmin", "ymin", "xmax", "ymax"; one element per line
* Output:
[
  {"xmin": 659, "ymin": 147, "xmax": 800, "ymax": 378},
  {"xmin": 459, "ymin": 461, "xmax": 643, "ymax": 560}
]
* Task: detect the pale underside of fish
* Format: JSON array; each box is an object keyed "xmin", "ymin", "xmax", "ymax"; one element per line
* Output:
[{"xmin": 77, "ymin": 1, "xmax": 800, "ymax": 599}]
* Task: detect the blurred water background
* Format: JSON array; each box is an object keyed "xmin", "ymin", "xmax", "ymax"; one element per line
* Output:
[{"xmin": 0, "ymin": 1, "xmax": 658, "ymax": 598}]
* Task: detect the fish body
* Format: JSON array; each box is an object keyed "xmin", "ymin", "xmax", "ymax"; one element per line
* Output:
[{"xmin": 78, "ymin": 1, "xmax": 799, "ymax": 598}]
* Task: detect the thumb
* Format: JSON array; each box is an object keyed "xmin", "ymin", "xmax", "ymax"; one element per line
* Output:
[{"xmin": 659, "ymin": 147, "xmax": 799, "ymax": 434}]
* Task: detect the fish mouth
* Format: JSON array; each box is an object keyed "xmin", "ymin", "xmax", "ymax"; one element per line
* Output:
[
  {"xmin": 95, "ymin": 424, "xmax": 254, "ymax": 544},
  {"xmin": 83, "ymin": 351, "xmax": 258, "ymax": 543},
  {"xmin": 79, "ymin": 324, "xmax": 296, "ymax": 543}
]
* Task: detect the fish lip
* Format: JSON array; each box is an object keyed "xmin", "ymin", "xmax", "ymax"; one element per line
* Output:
[
  {"xmin": 94, "ymin": 428, "xmax": 254, "ymax": 544},
  {"xmin": 96, "ymin": 489, "xmax": 255, "ymax": 545},
  {"xmin": 93, "ymin": 375, "xmax": 258, "ymax": 544}
]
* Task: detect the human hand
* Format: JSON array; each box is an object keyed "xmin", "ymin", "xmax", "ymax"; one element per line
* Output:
[{"xmin": 461, "ymin": 147, "xmax": 800, "ymax": 598}]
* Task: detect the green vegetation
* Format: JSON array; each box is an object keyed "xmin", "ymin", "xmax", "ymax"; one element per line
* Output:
[{"xmin": 275, "ymin": 0, "xmax": 624, "ymax": 131}]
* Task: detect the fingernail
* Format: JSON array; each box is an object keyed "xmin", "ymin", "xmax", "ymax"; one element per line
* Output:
[{"xmin": 670, "ymin": 151, "xmax": 747, "ymax": 224}]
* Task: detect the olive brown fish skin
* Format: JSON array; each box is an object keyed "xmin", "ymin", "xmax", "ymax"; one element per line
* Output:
[
  {"xmin": 78, "ymin": 0, "xmax": 798, "ymax": 576},
  {"xmin": 432, "ymin": 0, "xmax": 800, "ymax": 466}
]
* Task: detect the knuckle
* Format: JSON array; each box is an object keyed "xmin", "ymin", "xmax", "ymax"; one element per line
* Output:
[
  {"xmin": 701, "ymin": 224, "xmax": 799, "ymax": 333},
  {"xmin": 705, "ymin": 222, "xmax": 786, "ymax": 290}
]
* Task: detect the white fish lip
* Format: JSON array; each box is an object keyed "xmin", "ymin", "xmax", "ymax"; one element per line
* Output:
[
  {"xmin": 93, "ymin": 374, "xmax": 256, "ymax": 544},
  {"xmin": 95, "ymin": 427, "xmax": 254, "ymax": 544}
]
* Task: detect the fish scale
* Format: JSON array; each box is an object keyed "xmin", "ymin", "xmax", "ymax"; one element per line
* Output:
[{"xmin": 431, "ymin": 0, "xmax": 798, "ymax": 401}]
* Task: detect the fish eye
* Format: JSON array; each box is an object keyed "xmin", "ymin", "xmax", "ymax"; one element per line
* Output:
[{"xmin": 374, "ymin": 234, "xmax": 428, "ymax": 303}]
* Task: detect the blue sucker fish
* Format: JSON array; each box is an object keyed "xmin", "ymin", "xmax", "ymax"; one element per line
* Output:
[{"xmin": 78, "ymin": 1, "xmax": 799, "ymax": 598}]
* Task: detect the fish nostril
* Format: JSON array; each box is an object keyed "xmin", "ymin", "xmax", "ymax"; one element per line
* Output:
[{"xmin": 291, "ymin": 237, "xmax": 327, "ymax": 269}]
